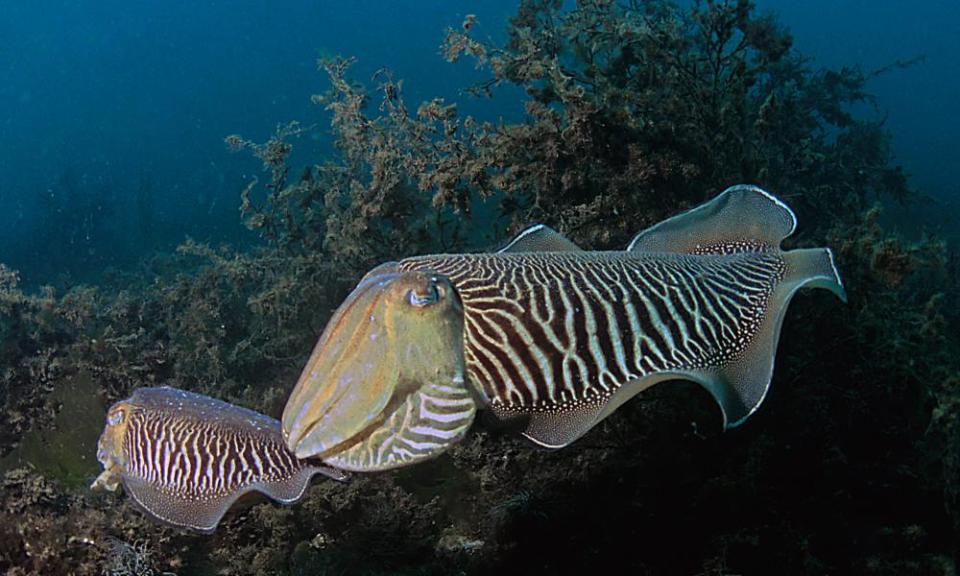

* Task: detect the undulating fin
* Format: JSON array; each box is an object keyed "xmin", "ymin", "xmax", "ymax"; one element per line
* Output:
[
  {"xmin": 93, "ymin": 387, "xmax": 347, "ymax": 534},
  {"xmin": 626, "ymin": 185, "xmax": 797, "ymax": 253},
  {"xmin": 122, "ymin": 465, "xmax": 324, "ymax": 534},
  {"xmin": 498, "ymin": 224, "xmax": 583, "ymax": 253},
  {"xmin": 495, "ymin": 372, "xmax": 681, "ymax": 448},
  {"xmin": 492, "ymin": 402, "xmax": 602, "ymax": 449},
  {"xmin": 699, "ymin": 247, "xmax": 846, "ymax": 427}
]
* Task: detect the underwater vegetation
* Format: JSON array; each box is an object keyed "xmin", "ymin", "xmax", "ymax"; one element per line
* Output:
[{"xmin": 1, "ymin": 0, "xmax": 958, "ymax": 574}]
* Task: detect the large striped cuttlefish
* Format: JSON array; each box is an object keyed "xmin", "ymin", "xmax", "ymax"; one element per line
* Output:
[
  {"xmin": 282, "ymin": 185, "xmax": 846, "ymax": 467},
  {"xmin": 93, "ymin": 185, "xmax": 845, "ymax": 532}
]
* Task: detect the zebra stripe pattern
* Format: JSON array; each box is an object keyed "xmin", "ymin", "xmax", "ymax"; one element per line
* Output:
[
  {"xmin": 400, "ymin": 250, "xmax": 784, "ymax": 414},
  {"xmin": 121, "ymin": 405, "xmax": 306, "ymax": 502},
  {"xmin": 325, "ymin": 377, "xmax": 477, "ymax": 471},
  {"xmin": 96, "ymin": 387, "xmax": 347, "ymax": 532}
]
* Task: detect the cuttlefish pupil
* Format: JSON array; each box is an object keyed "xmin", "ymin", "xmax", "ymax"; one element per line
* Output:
[
  {"xmin": 107, "ymin": 408, "xmax": 124, "ymax": 426},
  {"xmin": 407, "ymin": 276, "xmax": 444, "ymax": 307}
]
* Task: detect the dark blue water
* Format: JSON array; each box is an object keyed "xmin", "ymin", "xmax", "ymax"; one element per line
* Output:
[
  {"xmin": 0, "ymin": 0, "xmax": 516, "ymax": 283},
  {"xmin": 1, "ymin": 0, "xmax": 957, "ymax": 279},
  {"xmin": 763, "ymin": 0, "xmax": 960, "ymax": 240},
  {"xmin": 766, "ymin": 0, "xmax": 960, "ymax": 197}
]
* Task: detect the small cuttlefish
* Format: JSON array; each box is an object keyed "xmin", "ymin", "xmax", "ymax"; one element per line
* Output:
[
  {"xmin": 93, "ymin": 185, "xmax": 846, "ymax": 532},
  {"xmin": 91, "ymin": 387, "xmax": 346, "ymax": 533}
]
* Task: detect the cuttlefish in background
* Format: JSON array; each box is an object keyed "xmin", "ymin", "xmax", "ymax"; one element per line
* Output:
[
  {"xmin": 93, "ymin": 185, "xmax": 845, "ymax": 531},
  {"xmin": 91, "ymin": 387, "xmax": 346, "ymax": 533}
]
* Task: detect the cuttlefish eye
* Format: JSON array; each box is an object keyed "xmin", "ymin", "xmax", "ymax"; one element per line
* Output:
[
  {"xmin": 406, "ymin": 276, "xmax": 445, "ymax": 307},
  {"xmin": 107, "ymin": 408, "xmax": 125, "ymax": 426}
]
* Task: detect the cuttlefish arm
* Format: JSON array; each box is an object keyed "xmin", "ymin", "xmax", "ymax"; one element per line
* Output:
[
  {"xmin": 91, "ymin": 387, "xmax": 347, "ymax": 534},
  {"xmin": 282, "ymin": 267, "xmax": 478, "ymax": 471}
]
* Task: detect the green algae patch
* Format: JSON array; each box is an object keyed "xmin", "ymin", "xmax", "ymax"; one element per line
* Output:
[{"xmin": 0, "ymin": 371, "xmax": 105, "ymax": 489}]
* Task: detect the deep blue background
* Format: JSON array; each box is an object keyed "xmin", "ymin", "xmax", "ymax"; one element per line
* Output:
[{"xmin": 1, "ymin": 1, "xmax": 956, "ymax": 283}]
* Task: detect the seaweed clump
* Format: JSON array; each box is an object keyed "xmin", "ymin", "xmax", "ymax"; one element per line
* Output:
[{"xmin": 0, "ymin": 1, "xmax": 958, "ymax": 575}]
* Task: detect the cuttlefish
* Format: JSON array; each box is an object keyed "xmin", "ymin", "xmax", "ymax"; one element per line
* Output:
[
  {"xmin": 91, "ymin": 387, "xmax": 346, "ymax": 533},
  {"xmin": 93, "ymin": 185, "xmax": 845, "ymax": 531},
  {"xmin": 283, "ymin": 185, "xmax": 846, "ymax": 466}
]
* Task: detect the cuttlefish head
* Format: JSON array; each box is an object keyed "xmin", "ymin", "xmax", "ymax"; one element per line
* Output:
[
  {"xmin": 282, "ymin": 264, "xmax": 476, "ymax": 471},
  {"xmin": 91, "ymin": 401, "xmax": 137, "ymax": 492}
]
